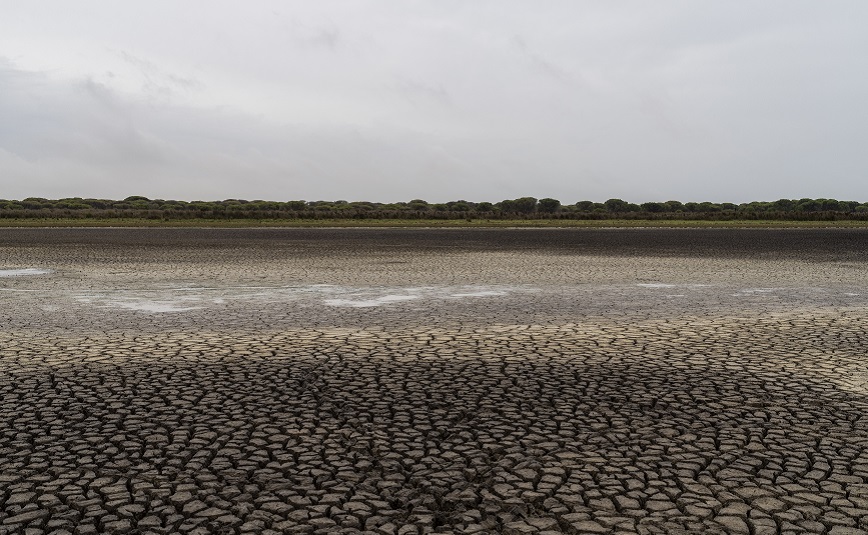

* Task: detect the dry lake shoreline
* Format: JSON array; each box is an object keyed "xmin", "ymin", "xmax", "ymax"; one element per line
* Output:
[{"xmin": 1, "ymin": 228, "xmax": 867, "ymax": 534}]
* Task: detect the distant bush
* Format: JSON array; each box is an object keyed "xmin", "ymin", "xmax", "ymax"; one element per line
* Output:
[{"xmin": 0, "ymin": 196, "xmax": 866, "ymax": 221}]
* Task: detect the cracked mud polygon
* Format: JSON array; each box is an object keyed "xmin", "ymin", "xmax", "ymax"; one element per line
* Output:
[{"xmin": 1, "ymin": 228, "xmax": 867, "ymax": 534}]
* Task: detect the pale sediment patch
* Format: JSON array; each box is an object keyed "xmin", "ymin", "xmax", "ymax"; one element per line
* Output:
[
  {"xmin": 732, "ymin": 288, "xmax": 786, "ymax": 297},
  {"xmin": 829, "ymin": 364, "xmax": 868, "ymax": 395},
  {"xmin": 321, "ymin": 285, "xmax": 525, "ymax": 307},
  {"xmin": 324, "ymin": 295, "xmax": 420, "ymax": 308},
  {"xmin": 100, "ymin": 300, "xmax": 204, "ymax": 313},
  {"xmin": 0, "ymin": 268, "xmax": 51, "ymax": 277},
  {"xmin": 0, "ymin": 288, "xmax": 42, "ymax": 292},
  {"xmin": 738, "ymin": 288, "xmax": 782, "ymax": 294},
  {"xmin": 74, "ymin": 294, "xmax": 204, "ymax": 313},
  {"xmin": 636, "ymin": 283, "xmax": 712, "ymax": 289},
  {"xmin": 65, "ymin": 283, "xmax": 529, "ymax": 312},
  {"xmin": 449, "ymin": 290, "xmax": 507, "ymax": 298}
]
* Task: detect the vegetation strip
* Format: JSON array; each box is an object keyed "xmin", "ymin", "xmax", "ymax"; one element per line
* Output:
[
  {"xmin": 3, "ymin": 196, "xmax": 868, "ymax": 223},
  {"xmin": 3, "ymin": 218, "xmax": 868, "ymax": 228}
]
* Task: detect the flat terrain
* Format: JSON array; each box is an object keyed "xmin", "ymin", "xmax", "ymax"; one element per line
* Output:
[{"xmin": 1, "ymin": 228, "xmax": 867, "ymax": 534}]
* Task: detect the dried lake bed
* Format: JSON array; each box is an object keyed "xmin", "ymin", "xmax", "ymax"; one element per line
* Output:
[{"xmin": 1, "ymin": 228, "xmax": 867, "ymax": 535}]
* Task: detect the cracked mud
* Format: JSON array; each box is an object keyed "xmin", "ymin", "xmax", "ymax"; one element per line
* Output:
[{"xmin": 1, "ymin": 228, "xmax": 867, "ymax": 534}]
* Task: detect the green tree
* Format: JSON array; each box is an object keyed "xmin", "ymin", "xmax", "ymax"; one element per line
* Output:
[
  {"xmin": 797, "ymin": 199, "xmax": 821, "ymax": 212},
  {"xmin": 20, "ymin": 198, "xmax": 48, "ymax": 209},
  {"xmin": 512, "ymin": 197, "xmax": 538, "ymax": 214},
  {"xmin": 664, "ymin": 200, "xmax": 685, "ymax": 212},
  {"xmin": 771, "ymin": 199, "xmax": 795, "ymax": 211},
  {"xmin": 819, "ymin": 198, "xmax": 841, "ymax": 211},
  {"xmin": 408, "ymin": 199, "xmax": 429, "ymax": 211},
  {"xmin": 475, "ymin": 202, "xmax": 494, "ymax": 212},
  {"xmin": 698, "ymin": 202, "xmax": 721, "ymax": 212},
  {"xmin": 604, "ymin": 198, "xmax": 629, "ymax": 212},
  {"xmin": 641, "ymin": 202, "xmax": 665, "ymax": 213},
  {"xmin": 538, "ymin": 198, "xmax": 561, "ymax": 213}
]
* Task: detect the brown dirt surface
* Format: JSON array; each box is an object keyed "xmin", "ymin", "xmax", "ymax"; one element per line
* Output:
[{"xmin": 1, "ymin": 228, "xmax": 867, "ymax": 534}]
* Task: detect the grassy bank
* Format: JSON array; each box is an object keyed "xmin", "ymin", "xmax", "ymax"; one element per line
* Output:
[{"xmin": 3, "ymin": 218, "xmax": 868, "ymax": 228}]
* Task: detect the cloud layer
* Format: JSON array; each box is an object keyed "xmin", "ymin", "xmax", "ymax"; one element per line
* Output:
[{"xmin": 2, "ymin": 1, "xmax": 867, "ymax": 202}]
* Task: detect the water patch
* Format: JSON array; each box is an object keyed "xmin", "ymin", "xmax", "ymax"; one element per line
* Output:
[
  {"xmin": 324, "ymin": 295, "xmax": 420, "ymax": 308},
  {"xmin": 0, "ymin": 268, "xmax": 51, "ymax": 277}
]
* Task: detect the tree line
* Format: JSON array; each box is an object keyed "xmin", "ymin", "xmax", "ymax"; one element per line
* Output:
[{"xmin": 2, "ymin": 195, "xmax": 868, "ymax": 221}]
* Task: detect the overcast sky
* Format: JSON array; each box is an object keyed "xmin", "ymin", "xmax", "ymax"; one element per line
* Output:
[{"xmin": 2, "ymin": 1, "xmax": 867, "ymax": 203}]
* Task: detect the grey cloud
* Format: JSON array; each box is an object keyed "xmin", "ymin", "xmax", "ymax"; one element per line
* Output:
[
  {"xmin": 510, "ymin": 35, "xmax": 577, "ymax": 87},
  {"xmin": 2, "ymin": 2, "xmax": 868, "ymax": 203},
  {"xmin": 292, "ymin": 23, "xmax": 341, "ymax": 51},
  {"xmin": 0, "ymin": 60, "xmax": 532, "ymax": 201},
  {"xmin": 393, "ymin": 76, "xmax": 451, "ymax": 107},
  {"xmin": 117, "ymin": 50, "xmax": 203, "ymax": 93}
]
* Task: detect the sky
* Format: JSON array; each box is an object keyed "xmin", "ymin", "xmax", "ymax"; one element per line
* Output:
[{"xmin": 1, "ymin": 1, "xmax": 867, "ymax": 204}]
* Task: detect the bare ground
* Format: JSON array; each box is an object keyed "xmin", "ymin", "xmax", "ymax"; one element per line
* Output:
[{"xmin": 1, "ymin": 228, "xmax": 867, "ymax": 534}]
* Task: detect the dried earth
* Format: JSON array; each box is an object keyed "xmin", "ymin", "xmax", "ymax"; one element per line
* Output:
[{"xmin": 1, "ymin": 228, "xmax": 867, "ymax": 534}]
